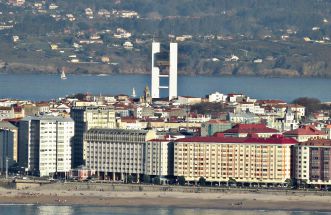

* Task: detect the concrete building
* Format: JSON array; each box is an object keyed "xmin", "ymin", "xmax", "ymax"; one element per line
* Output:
[
  {"xmin": 19, "ymin": 116, "xmax": 74, "ymax": 177},
  {"xmin": 0, "ymin": 129, "xmax": 14, "ymax": 172},
  {"xmin": 144, "ymin": 139, "xmax": 174, "ymax": 181},
  {"xmin": 84, "ymin": 129, "xmax": 157, "ymax": 182},
  {"xmin": 151, "ymin": 41, "xmax": 178, "ymax": 100},
  {"xmin": 174, "ymin": 134, "xmax": 297, "ymax": 186},
  {"xmin": 228, "ymin": 112, "xmax": 261, "ymax": 124},
  {"xmin": 70, "ymin": 106, "xmax": 116, "ymax": 167},
  {"xmin": 0, "ymin": 121, "xmax": 18, "ymax": 163},
  {"xmin": 294, "ymin": 139, "xmax": 331, "ymax": 186},
  {"xmin": 0, "ymin": 107, "xmax": 15, "ymax": 120},
  {"xmin": 201, "ymin": 120, "xmax": 233, "ymax": 137}
]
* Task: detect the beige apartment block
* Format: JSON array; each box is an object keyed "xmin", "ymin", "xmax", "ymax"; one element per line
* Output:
[{"xmin": 174, "ymin": 135, "xmax": 297, "ymax": 185}]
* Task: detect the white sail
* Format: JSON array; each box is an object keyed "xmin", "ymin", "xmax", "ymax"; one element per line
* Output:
[
  {"xmin": 132, "ymin": 88, "xmax": 136, "ymax": 97},
  {"xmin": 61, "ymin": 69, "xmax": 67, "ymax": 80}
]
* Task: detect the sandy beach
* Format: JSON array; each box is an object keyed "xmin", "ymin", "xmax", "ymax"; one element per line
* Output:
[{"xmin": 0, "ymin": 184, "xmax": 331, "ymax": 212}]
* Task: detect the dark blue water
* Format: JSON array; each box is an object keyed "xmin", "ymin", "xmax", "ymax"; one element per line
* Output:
[
  {"xmin": 0, "ymin": 205, "xmax": 329, "ymax": 215},
  {"xmin": 0, "ymin": 73, "xmax": 330, "ymax": 102}
]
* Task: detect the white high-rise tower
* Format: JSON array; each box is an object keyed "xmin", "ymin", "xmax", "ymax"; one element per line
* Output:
[{"xmin": 151, "ymin": 41, "xmax": 178, "ymax": 100}]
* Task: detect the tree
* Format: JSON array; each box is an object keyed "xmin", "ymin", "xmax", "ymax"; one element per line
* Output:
[
  {"xmin": 285, "ymin": 178, "xmax": 297, "ymax": 189},
  {"xmin": 127, "ymin": 175, "xmax": 133, "ymax": 184},
  {"xmin": 153, "ymin": 176, "xmax": 161, "ymax": 185},
  {"xmin": 292, "ymin": 97, "xmax": 321, "ymax": 115},
  {"xmin": 198, "ymin": 177, "xmax": 206, "ymax": 186},
  {"xmin": 178, "ymin": 176, "xmax": 186, "ymax": 186},
  {"xmin": 143, "ymin": 175, "xmax": 151, "ymax": 184},
  {"xmin": 228, "ymin": 177, "xmax": 237, "ymax": 186},
  {"xmin": 190, "ymin": 102, "xmax": 225, "ymax": 117}
]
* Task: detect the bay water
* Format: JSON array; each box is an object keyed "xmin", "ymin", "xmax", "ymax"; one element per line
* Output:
[
  {"xmin": 0, "ymin": 73, "xmax": 330, "ymax": 102},
  {"xmin": 0, "ymin": 205, "xmax": 329, "ymax": 215}
]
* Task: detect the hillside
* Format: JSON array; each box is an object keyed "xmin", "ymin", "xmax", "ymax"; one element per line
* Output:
[{"xmin": 0, "ymin": 0, "xmax": 330, "ymax": 77}]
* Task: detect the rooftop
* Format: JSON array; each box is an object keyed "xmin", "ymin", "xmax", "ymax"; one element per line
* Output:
[
  {"xmin": 176, "ymin": 134, "xmax": 297, "ymax": 144},
  {"xmin": 283, "ymin": 125, "xmax": 326, "ymax": 136},
  {"xmin": 299, "ymin": 139, "xmax": 331, "ymax": 147},
  {"xmin": 222, "ymin": 124, "xmax": 279, "ymax": 134}
]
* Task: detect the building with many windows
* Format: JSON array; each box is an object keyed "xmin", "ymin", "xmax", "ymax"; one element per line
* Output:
[
  {"xmin": 144, "ymin": 139, "xmax": 174, "ymax": 181},
  {"xmin": 0, "ymin": 129, "xmax": 15, "ymax": 172},
  {"xmin": 84, "ymin": 129, "xmax": 157, "ymax": 182},
  {"xmin": 174, "ymin": 134, "xmax": 297, "ymax": 186},
  {"xmin": 70, "ymin": 106, "xmax": 116, "ymax": 167},
  {"xmin": 294, "ymin": 139, "xmax": 331, "ymax": 186},
  {"xmin": 0, "ymin": 121, "xmax": 18, "ymax": 165},
  {"xmin": 19, "ymin": 116, "xmax": 74, "ymax": 177}
]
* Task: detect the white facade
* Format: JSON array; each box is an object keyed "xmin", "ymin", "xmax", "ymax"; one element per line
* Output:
[
  {"xmin": 84, "ymin": 129, "xmax": 157, "ymax": 181},
  {"xmin": 19, "ymin": 116, "xmax": 74, "ymax": 177},
  {"xmin": 208, "ymin": 92, "xmax": 227, "ymax": 103},
  {"xmin": 145, "ymin": 140, "xmax": 173, "ymax": 177},
  {"xmin": 151, "ymin": 42, "xmax": 161, "ymax": 98},
  {"xmin": 151, "ymin": 42, "xmax": 178, "ymax": 100},
  {"xmin": 169, "ymin": 42, "xmax": 178, "ymax": 100}
]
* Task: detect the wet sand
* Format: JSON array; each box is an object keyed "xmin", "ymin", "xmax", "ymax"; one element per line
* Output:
[{"xmin": 0, "ymin": 186, "xmax": 331, "ymax": 211}]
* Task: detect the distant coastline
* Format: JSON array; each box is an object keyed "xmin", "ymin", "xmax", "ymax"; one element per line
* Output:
[
  {"xmin": 0, "ymin": 183, "xmax": 331, "ymax": 212},
  {"xmin": 1, "ymin": 62, "xmax": 331, "ymax": 79}
]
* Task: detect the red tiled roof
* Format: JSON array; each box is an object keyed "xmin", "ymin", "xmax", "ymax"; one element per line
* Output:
[
  {"xmin": 222, "ymin": 124, "xmax": 279, "ymax": 134},
  {"xmin": 283, "ymin": 125, "xmax": 326, "ymax": 136},
  {"xmin": 299, "ymin": 139, "xmax": 331, "ymax": 146},
  {"xmin": 121, "ymin": 117, "xmax": 137, "ymax": 123},
  {"xmin": 176, "ymin": 134, "xmax": 297, "ymax": 144}
]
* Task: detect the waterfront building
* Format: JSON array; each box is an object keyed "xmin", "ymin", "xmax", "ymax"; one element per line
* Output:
[
  {"xmin": 0, "ymin": 121, "xmax": 18, "ymax": 163},
  {"xmin": 144, "ymin": 139, "xmax": 174, "ymax": 182},
  {"xmin": 84, "ymin": 129, "xmax": 157, "ymax": 181},
  {"xmin": 283, "ymin": 125, "xmax": 327, "ymax": 142},
  {"xmin": 19, "ymin": 116, "xmax": 74, "ymax": 177},
  {"xmin": 294, "ymin": 139, "xmax": 331, "ymax": 186},
  {"xmin": 174, "ymin": 134, "xmax": 297, "ymax": 186},
  {"xmin": 0, "ymin": 129, "xmax": 14, "ymax": 172},
  {"xmin": 70, "ymin": 106, "xmax": 116, "ymax": 167}
]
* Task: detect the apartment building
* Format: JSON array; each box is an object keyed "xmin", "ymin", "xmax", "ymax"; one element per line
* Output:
[
  {"xmin": 0, "ymin": 121, "xmax": 18, "ymax": 163},
  {"xmin": 144, "ymin": 139, "xmax": 174, "ymax": 180},
  {"xmin": 0, "ymin": 129, "xmax": 14, "ymax": 172},
  {"xmin": 19, "ymin": 116, "xmax": 74, "ymax": 177},
  {"xmin": 84, "ymin": 128, "xmax": 157, "ymax": 181},
  {"xmin": 294, "ymin": 139, "xmax": 331, "ymax": 186},
  {"xmin": 70, "ymin": 106, "xmax": 116, "ymax": 167},
  {"xmin": 174, "ymin": 134, "xmax": 297, "ymax": 185}
]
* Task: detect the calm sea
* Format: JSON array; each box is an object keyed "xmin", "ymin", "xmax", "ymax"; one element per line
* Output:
[
  {"xmin": 0, "ymin": 73, "xmax": 330, "ymax": 102},
  {"xmin": 0, "ymin": 205, "xmax": 329, "ymax": 215}
]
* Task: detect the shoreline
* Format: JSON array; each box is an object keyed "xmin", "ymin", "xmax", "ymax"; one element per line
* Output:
[
  {"xmin": 1, "ymin": 71, "xmax": 330, "ymax": 80},
  {"xmin": 0, "ymin": 186, "xmax": 331, "ymax": 212}
]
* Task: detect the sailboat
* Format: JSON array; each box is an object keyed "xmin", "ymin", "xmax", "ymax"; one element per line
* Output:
[
  {"xmin": 60, "ymin": 67, "xmax": 67, "ymax": 80},
  {"xmin": 132, "ymin": 88, "xmax": 136, "ymax": 98}
]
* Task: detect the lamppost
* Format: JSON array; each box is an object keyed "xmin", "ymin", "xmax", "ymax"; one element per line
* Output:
[{"xmin": 5, "ymin": 157, "xmax": 8, "ymax": 179}]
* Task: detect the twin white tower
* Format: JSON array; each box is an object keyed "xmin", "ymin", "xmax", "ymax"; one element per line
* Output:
[{"xmin": 151, "ymin": 41, "xmax": 178, "ymax": 100}]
